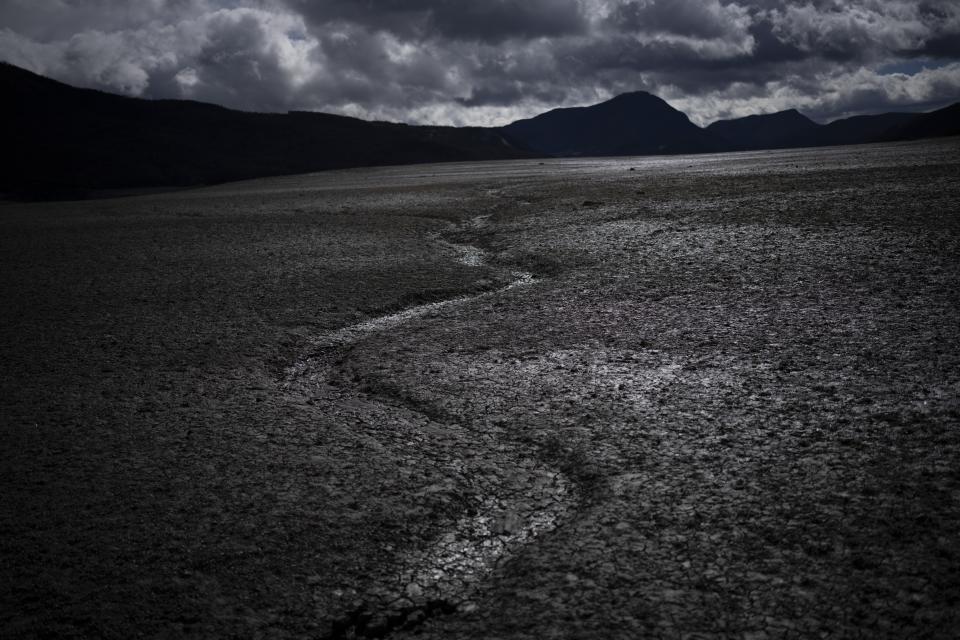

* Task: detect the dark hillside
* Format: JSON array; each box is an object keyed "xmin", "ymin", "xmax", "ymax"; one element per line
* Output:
[
  {"xmin": 706, "ymin": 105, "xmax": 959, "ymax": 151},
  {"xmin": 879, "ymin": 102, "xmax": 960, "ymax": 141},
  {"xmin": 705, "ymin": 109, "xmax": 820, "ymax": 150},
  {"xmin": 502, "ymin": 91, "xmax": 726, "ymax": 157},
  {"xmin": 3, "ymin": 61, "xmax": 956, "ymax": 198},
  {"xmin": 0, "ymin": 62, "xmax": 530, "ymax": 198},
  {"xmin": 810, "ymin": 112, "xmax": 917, "ymax": 146}
]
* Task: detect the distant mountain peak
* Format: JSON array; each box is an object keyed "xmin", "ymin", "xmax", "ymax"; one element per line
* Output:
[
  {"xmin": 604, "ymin": 90, "xmax": 674, "ymax": 109},
  {"xmin": 776, "ymin": 108, "xmax": 813, "ymax": 119},
  {"xmin": 3, "ymin": 61, "xmax": 957, "ymax": 198},
  {"xmin": 608, "ymin": 90, "xmax": 659, "ymax": 101},
  {"xmin": 705, "ymin": 108, "xmax": 820, "ymax": 150},
  {"xmin": 728, "ymin": 108, "xmax": 811, "ymax": 122},
  {"xmin": 503, "ymin": 90, "xmax": 722, "ymax": 157}
]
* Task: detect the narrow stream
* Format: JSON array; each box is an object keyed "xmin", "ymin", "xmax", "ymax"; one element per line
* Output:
[
  {"xmin": 283, "ymin": 218, "xmax": 578, "ymax": 637},
  {"xmin": 285, "ymin": 218, "xmax": 534, "ymax": 377}
]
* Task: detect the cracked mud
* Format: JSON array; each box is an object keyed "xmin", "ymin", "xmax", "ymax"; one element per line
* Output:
[
  {"xmin": 283, "ymin": 221, "xmax": 573, "ymax": 637},
  {"xmin": 2, "ymin": 139, "xmax": 960, "ymax": 639}
]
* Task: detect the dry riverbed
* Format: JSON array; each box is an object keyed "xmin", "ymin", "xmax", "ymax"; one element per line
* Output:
[{"xmin": 2, "ymin": 139, "xmax": 960, "ymax": 638}]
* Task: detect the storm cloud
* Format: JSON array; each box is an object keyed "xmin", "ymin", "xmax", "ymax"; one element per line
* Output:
[{"xmin": 2, "ymin": 0, "xmax": 959, "ymax": 125}]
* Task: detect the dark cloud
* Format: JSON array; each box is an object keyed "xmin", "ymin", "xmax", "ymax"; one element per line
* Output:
[
  {"xmin": 284, "ymin": 0, "xmax": 587, "ymax": 42},
  {"xmin": 1, "ymin": 0, "xmax": 958, "ymax": 126},
  {"xmin": 609, "ymin": 0, "xmax": 751, "ymax": 41},
  {"xmin": 907, "ymin": 32, "xmax": 960, "ymax": 58},
  {"xmin": 747, "ymin": 17, "xmax": 805, "ymax": 64}
]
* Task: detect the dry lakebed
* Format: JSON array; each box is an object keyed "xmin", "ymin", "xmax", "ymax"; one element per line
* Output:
[{"xmin": 2, "ymin": 138, "xmax": 960, "ymax": 638}]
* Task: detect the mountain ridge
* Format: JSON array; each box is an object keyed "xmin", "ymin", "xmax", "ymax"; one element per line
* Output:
[
  {"xmin": 0, "ymin": 62, "xmax": 531, "ymax": 198},
  {"xmin": 705, "ymin": 109, "xmax": 821, "ymax": 151},
  {"xmin": 503, "ymin": 91, "xmax": 727, "ymax": 156},
  {"xmin": 2, "ymin": 62, "xmax": 957, "ymax": 198}
]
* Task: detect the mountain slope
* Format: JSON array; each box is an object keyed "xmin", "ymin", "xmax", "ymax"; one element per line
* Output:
[
  {"xmin": 0, "ymin": 62, "xmax": 530, "ymax": 197},
  {"xmin": 3, "ymin": 61, "xmax": 958, "ymax": 198},
  {"xmin": 706, "ymin": 106, "xmax": 959, "ymax": 150},
  {"xmin": 502, "ymin": 91, "xmax": 726, "ymax": 157},
  {"xmin": 811, "ymin": 112, "xmax": 918, "ymax": 147},
  {"xmin": 705, "ymin": 109, "xmax": 821, "ymax": 150},
  {"xmin": 879, "ymin": 102, "xmax": 960, "ymax": 141}
]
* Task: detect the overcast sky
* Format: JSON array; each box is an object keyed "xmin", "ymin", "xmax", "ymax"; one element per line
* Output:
[{"xmin": 2, "ymin": 0, "xmax": 959, "ymax": 126}]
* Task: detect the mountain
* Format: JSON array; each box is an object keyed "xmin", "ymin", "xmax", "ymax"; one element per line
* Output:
[
  {"xmin": 705, "ymin": 109, "xmax": 821, "ymax": 150},
  {"xmin": 3, "ymin": 61, "xmax": 958, "ymax": 198},
  {"xmin": 502, "ymin": 91, "xmax": 726, "ymax": 157},
  {"xmin": 706, "ymin": 105, "xmax": 959, "ymax": 150},
  {"xmin": 810, "ymin": 112, "xmax": 918, "ymax": 147},
  {"xmin": 878, "ymin": 102, "xmax": 960, "ymax": 141},
  {"xmin": 0, "ymin": 62, "xmax": 530, "ymax": 198}
]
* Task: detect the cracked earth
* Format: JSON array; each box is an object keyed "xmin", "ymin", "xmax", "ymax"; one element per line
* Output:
[{"xmin": 2, "ymin": 138, "xmax": 960, "ymax": 638}]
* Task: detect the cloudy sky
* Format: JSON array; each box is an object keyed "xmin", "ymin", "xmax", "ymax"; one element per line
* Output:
[{"xmin": 2, "ymin": 0, "xmax": 959, "ymax": 126}]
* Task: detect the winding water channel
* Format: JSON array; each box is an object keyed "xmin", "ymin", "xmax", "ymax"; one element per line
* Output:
[{"xmin": 283, "ymin": 218, "xmax": 578, "ymax": 637}]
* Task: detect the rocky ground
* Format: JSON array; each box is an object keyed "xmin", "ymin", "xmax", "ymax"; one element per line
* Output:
[{"xmin": 2, "ymin": 139, "xmax": 959, "ymax": 638}]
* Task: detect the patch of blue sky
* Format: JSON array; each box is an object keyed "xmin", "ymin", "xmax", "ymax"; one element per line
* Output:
[{"xmin": 877, "ymin": 58, "xmax": 953, "ymax": 75}]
